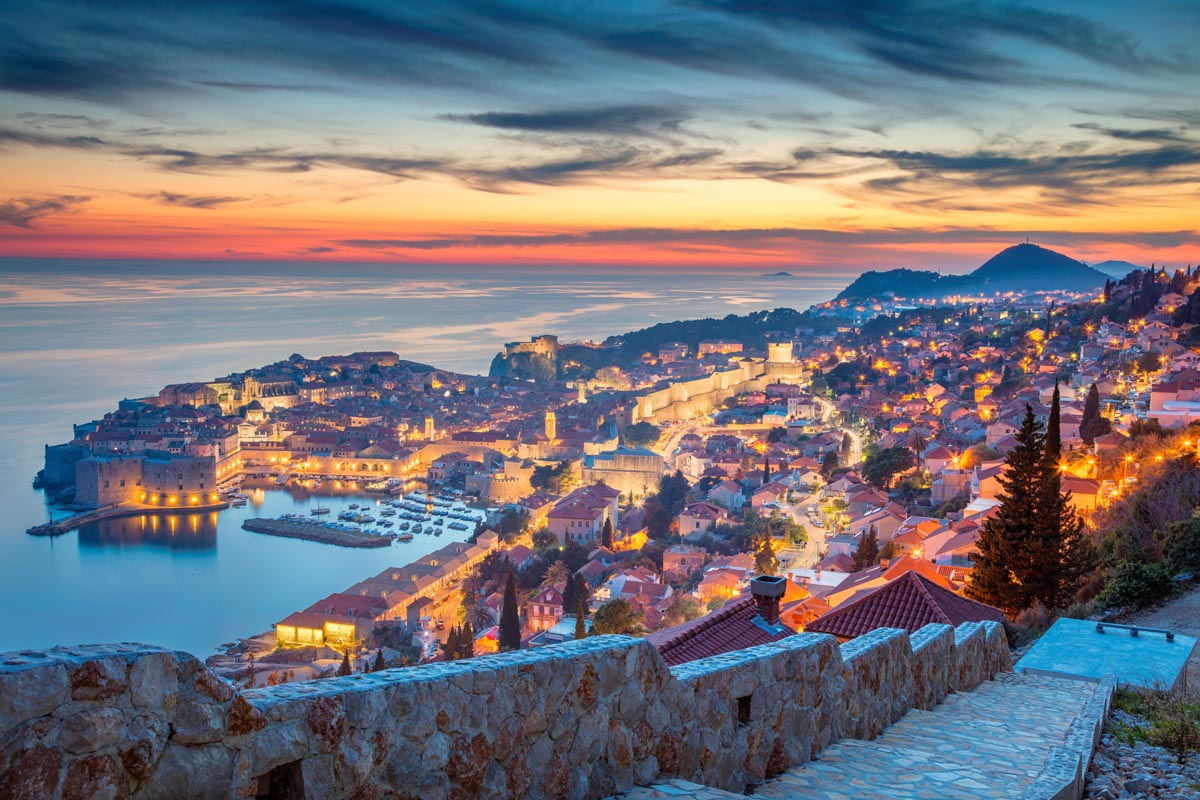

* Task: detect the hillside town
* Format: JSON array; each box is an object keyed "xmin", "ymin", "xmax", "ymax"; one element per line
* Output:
[{"xmin": 33, "ymin": 263, "xmax": 1200, "ymax": 686}]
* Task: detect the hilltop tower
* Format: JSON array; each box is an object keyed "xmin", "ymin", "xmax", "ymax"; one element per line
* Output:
[
  {"xmin": 545, "ymin": 411, "xmax": 557, "ymax": 441},
  {"xmin": 577, "ymin": 383, "xmax": 587, "ymax": 404},
  {"xmin": 424, "ymin": 417, "xmax": 435, "ymax": 441}
]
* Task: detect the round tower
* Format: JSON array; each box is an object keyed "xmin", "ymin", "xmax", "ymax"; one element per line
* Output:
[{"xmin": 767, "ymin": 342, "xmax": 794, "ymax": 364}]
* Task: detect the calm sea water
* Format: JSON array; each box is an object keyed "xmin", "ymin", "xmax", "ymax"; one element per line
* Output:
[{"xmin": 0, "ymin": 260, "xmax": 842, "ymax": 656}]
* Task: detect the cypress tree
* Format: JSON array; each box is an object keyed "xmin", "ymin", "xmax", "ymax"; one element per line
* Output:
[
  {"xmin": 1080, "ymin": 383, "xmax": 1110, "ymax": 445},
  {"xmin": 965, "ymin": 406, "xmax": 1045, "ymax": 616},
  {"xmin": 574, "ymin": 597, "xmax": 587, "ymax": 640},
  {"xmin": 459, "ymin": 620, "xmax": 475, "ymax": 659},
  {"xmin": 372, "ymin": 649, "xmax": 386, "ymax": 672},
  {"xmin": 337, "ymin": 652, "xmax": 352, "ymax": 676},
  {"xmin": 562, "ymin": 573, "xmax": 578, "ymax": 618},
  {"xmin": 1044, "ymin": 382, "xmax": 1061, "ymax": 467},
  {"xmin": 499, "ymin": 572, "xmax": 521, "ymax": 651},
  {"xmin": 763, "ymin": 452, "xmax": 771, "ymax": 482},
  {"xmin": 444, "ymin": 626, "xmax": 460, "ymax": 661},
  {"xmin": 1029, "ymin": 387, "xmax": 1097, "ymax": 609},
  {"xmin": 853, "ymin": 525, "xmax": 880, "ymax": 571},
  {"xmin": 601, "ymin": 517, "xmax": 614, "ymax": 549}
]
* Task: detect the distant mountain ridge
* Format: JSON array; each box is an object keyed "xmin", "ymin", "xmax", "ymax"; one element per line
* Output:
[
  {"xmin": 835, "ymin": 243, "xmax": 1108, "ymax": 301},
  {"xmin": 1089, "ymin": 259, "xmax": 1145, "ymax": 278}
]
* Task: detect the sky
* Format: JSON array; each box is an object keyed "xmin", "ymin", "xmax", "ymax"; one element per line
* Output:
[{"xmin": 1, "ymin": 0, "xmax": 1198, "ymax": 271}]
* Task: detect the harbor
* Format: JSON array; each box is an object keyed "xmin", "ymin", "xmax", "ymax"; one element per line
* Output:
[{"xmin": 239, "ymin": 480, "xmax": 489, "ymax": 549}]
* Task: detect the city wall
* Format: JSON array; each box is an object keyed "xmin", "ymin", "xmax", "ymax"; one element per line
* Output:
[
  {"xmin": 627, "ymin": 361, "xmax": 768, "ymax": 425},
  {"xmin": 0, "ymin": 621, "xmax": 1010, "ymax": 800}
]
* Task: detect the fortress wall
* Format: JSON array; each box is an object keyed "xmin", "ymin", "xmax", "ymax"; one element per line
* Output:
[{"xmin": 0, "ymin": 621, "xmax": 1010, "ymax": 800}]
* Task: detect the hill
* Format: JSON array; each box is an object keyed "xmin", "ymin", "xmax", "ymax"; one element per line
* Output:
[
  {"xmin": 1090, "ymin": 259, "xmax": 1145, "ymax": 278},
  {"xmin": 836, "ymin": 243, "xmax": 1108, "ymax": 301}
]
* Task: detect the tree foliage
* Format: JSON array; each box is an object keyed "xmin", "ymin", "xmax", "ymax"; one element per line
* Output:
[
  {"xmin": 852, "ymin": 525, "xmax": 880, "ymax": 571},
  {"xmin": 591, "ymin": 599, "xmax": 645, "ymax": 635},
  {"xmin": 499, "ymin": 572, "xmax": 521, "ymax": 651},
  {"xmin": 1079, "ymin": 383, "xmax": 1111, "ymax": 446},
  {"xmin": 755, "ymin": 536, "xmax": 779, "ymax": 576},
  {"xmin": 966, "ymin": 402, "xmax": 1096, "ymax": 616},
  {"xmin": 623, "ymin": 421, "xmax": 660, "ymax": 447},
  {"xmin": 861, "ymin": 444, "xmax": 915, "ymax": 489}
]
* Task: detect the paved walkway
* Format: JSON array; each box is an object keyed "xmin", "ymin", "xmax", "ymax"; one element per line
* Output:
[{"xmin": 615, "ymin": 671, "xmax": 1110, "ymax": 800}]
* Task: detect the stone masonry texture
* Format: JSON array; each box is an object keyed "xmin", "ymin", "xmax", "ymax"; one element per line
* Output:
[{"xmin": 0, "ymin": 622, "xmax": 1011, "ymax": 800}]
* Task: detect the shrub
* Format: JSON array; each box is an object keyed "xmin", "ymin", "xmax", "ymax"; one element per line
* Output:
[{"xmin": 1096, "ymin": 561, "xmax": 1174, "ymax": 610}]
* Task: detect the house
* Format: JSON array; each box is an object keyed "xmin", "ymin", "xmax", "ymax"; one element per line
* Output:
[
  {"xmin": 663, "ymin": 544, "xmax": 707, "ymax": 581},
  {"xmin": 546, "ymin": 484, "xmax": 621, "ymax": 545},
  {"xmin": 677, "ymin": 502, "xmax": 728, "ymax": 535},
  {"xmin": 805, "ymin": 570, "xmax": 1005, "ymax": 640},
  {"xmin": 527, "ymin": 584, "xmax": 565, "ymax": 632},
  {"xmin": 750, "ymin": 481, "xmax": 789, "ymax": 511},
  {"xmin": 274, "ymin": 592, "xmax": 387, "ymax": 647},
  {"xmin": 696, "ymin": 568, "xmax": 744, "ymax": 604},
  {"xmin": 821, "ymin": 557, "xmax": 953, "ymax": 608},
  {"xmin": 1149, "ymin": 380, "xmax": 1200, "ymax": 428},
  {"xmin": 647, "ymin": 576, "xmax": 795, "ymax": 666},
  {"xmin": 706, "ymin": 480, "xmax": 745, "ymax": 513}
]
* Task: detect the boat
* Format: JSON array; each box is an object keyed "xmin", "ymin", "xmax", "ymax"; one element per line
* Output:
[
  {"xmin": 230, "ymin": 497, "xmax": 247, "ymax": 507},
  {"xmin": 338, "ymin": 511, "xmax": 355, "ymax": 521},
  {"xmin": 396, "ymin": 532, "xmax": 414, "ymax": 542},
  {"xmin": 274, "ymin": 474, "xmax": 289, "ymax": 486},
  {"xmin": 349, "ymin": 503, "xmax": 360, "ymax": 510},
  {"xmin": 310, "ymin": 507, "xmax": 331, "ymax": 515}
]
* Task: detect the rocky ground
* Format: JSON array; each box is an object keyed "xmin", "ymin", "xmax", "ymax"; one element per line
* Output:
[
  {"xmin": 1083, "ymin": 586, "xmax": 1200, "ymax": 799},
  {"xmin": 1084, "ymin": 709, "xmax": 1200, "ymax": 799}
]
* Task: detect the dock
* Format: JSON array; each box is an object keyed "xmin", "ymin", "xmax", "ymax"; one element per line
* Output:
[
  {"xmin": 26, "ymin": 500, "xmax": 231, "ymax": 537},
  {"xmin": 241, "ymin": 517, "xmax": 393, "ymax": 548}
]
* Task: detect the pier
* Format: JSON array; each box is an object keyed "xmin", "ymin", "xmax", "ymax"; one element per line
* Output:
[{"xmin": 26, "ymin": 500, "xmax": 231, "ymax": 537}]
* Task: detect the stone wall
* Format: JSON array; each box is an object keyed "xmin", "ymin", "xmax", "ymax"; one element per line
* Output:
[{"xmin": 0, "ymin": 621, "xmax": 1011, "ymax": 800}]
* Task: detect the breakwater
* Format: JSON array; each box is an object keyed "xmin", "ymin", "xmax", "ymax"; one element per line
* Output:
[
  {"xmin": 26, "ymin": 502, "xmax": 229, "ymax": 537},
  {"xmin": 242, "ymin": 517, "xmax": 393, "ymax": 548}
]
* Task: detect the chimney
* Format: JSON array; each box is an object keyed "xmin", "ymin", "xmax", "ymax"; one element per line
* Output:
[{"xmin": 750, "ymin": 575, "xmax": 786, "ymax": 625}]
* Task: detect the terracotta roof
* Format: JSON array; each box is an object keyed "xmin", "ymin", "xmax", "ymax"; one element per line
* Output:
[
  {"xmin": 805, "ymin": 570, "xmax": 1003, "ymax": 639},
  {"xmin": 646, "ymin": 595, "xmax": 795, "ymax": 666}
]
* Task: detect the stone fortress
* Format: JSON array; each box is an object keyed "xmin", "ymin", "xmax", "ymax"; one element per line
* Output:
[{"xmin": 0, "ymin": 621, "xmax": 1026, "ymax": 800}]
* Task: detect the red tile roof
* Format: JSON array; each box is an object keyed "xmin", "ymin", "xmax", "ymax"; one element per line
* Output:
[
  {"xmin": 646, "ymin": 595, "xmax": 794, "ymax": 666},
  {"xmin": 805, "ymin": 570, "xmax": 1004, "ymax": 640}
]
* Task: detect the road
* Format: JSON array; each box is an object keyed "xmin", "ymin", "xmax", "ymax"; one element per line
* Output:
[{"xmin": 813, "ymin": 395, "xmax": 862, "ymax": 465}]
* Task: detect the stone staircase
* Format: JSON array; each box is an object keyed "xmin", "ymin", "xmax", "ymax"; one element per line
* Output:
[{"xmin": 615, "ymin": 672, "xmax": 1113, "ymax": 800}]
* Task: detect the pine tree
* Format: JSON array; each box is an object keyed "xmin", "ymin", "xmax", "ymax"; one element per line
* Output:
[
  {"xmin": 499, "ymin": 572, "xmax": 521, "ymax": 651},
  {"xmin": 601, "ymin": 517, "xmax": 614, "ymax": 549},
  {"xmin": 853, "ymin": 525, "xmax": 880, "ymax": 571},
  {"xmin": 965, "ymin": 406, "xmax": 1045, "ymax": 616},
  {"xmin": 574, "ymin": 597, "xmax": 587, "ymax": 640},
  {"xmin": 337, "ymin": 652, "xmax": 352, "ymax": 677},
  {"xmin": 372, "ymin": 649, "xmax": 386, "ymax": 672}
]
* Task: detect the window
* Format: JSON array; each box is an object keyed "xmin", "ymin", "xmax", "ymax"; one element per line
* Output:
[
  {"xmin": 119, "ymin": 479, "xmax": 126, "ymax": 487},
  {"xmin": 178, "ymin": 484, "xmax": 184, "ymax": 490},
  {"xmin": 103, "ymin": 480, "xmax": 109, "ymax": 488}
]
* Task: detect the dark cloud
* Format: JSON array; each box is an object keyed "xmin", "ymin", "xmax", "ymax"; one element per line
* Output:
[
  {"xmin": 141, "ymin": 191, "xmax": 243, "ymax": 209},
  {"xmin": 0, "ymin": 194, "xmax": 90, "ymax": 228},
  {"xmin": 304, "ymin": 246, "xmax": 337, "ymax": 253},
  {"xmin": 831, "ymin": 143, "xmax": 1200, "ymax": 202},
  {"xmin": 693, "ymin": 0, "xmax": 1190, "ymax": 77},
  {"xmin": 442, "ymin": 105, "xmax": 688, "ymax": 137},
  {"xmin": 1071, "ymin": 123, "xmax": 1192, "ymax": 144},
  {"xmin": 335, "ymin": 226, "xmax": 1197, "ymax": 251}
]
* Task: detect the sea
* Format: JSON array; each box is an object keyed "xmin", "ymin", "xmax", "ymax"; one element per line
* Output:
[{"xmin": 0, "ymin": 260, "xmax": 844, "ymax": 656}]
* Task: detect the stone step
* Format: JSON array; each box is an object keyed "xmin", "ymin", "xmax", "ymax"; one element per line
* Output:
[
  {"xmin": 751, "ymin": 673, "xmax": 1106, "ymax": 800},
  {"xmin": 616, "ymin": 779, "xmax": 745, "ymax": 800}
]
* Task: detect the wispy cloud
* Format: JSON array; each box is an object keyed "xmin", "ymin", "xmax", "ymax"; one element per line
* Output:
[
  {"xmin": 141, "ymin": 191, "xmax": 243, "ymax": 209},
  {"xmin": 0, "ymin": 194, "xmax": 91, "ymax": 228}
]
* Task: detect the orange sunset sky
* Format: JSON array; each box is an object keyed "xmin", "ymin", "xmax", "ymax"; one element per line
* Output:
[{"xmin": 1, "ymin": 1, "xmax": 1198, "ymax": 272}]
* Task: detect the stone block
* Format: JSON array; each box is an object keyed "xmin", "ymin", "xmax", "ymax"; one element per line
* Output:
[
  {"xmin": 0, "ymin": 664, "xmax": 69, "ymax": 731},
  {"xmin": 60, "ymin": 707, "xmax": 125, "ymax": 754},
  {"xmin": 129, "ymin": 653, "xmax": 179, "ymax": 711}
]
